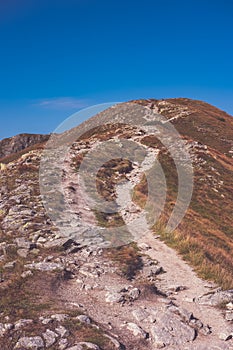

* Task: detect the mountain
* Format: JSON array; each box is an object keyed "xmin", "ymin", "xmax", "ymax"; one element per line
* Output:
[
  {"xmin": 0, "ymin": 98, "xmax": 232, "ymax": 350},
  {"xmin": 0, "ymin": 133, "xmax": 50, "ymax": 160}
]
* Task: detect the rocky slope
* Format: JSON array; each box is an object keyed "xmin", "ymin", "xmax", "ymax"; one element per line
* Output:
[
  {"xmin": 0, "ymin": 133, "xmax": 50, "ymax": 159},
  {"xmin": 0, "ymin": 98, "xmax": 232, "ymax": 350}
]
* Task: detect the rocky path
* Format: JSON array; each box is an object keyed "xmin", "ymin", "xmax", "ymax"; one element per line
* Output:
[{"xmin": 138, "ymin": 232, "xmax": 233, "ymax": 349}]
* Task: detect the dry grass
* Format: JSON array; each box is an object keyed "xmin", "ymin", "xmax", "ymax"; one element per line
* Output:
[
  {"xmin": 105, "ymin": 242, "xmax": 143, "ymax": 280},
  {"xmin": 154, "ymin": 223, "xmax": 233, "ymax": 290}
]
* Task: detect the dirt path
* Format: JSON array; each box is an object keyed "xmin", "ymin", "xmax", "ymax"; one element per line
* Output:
[{"xmin": 138, "ymin": 231, "xmax": 233, "ymax": 349}]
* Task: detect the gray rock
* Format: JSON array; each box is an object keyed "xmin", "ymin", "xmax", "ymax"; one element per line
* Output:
[
  {"xmin": 128, "ymin": 288, "xmax": 140, "ymax": 300},
  {"xmin": 219, "ymin": 332, "xmax": 232, "ymax": 341},
  {"xmin": 42, "ymin": 329, "xmax": 58, "ymax": 347},
  {"xmin": 58, "ymin": 338, "xmax": 68, "ymax": 350},
  {"xmin": 77, "ymin": 342, "xmax": 100, "ymax": 349},
  {"xmin": 225, "ymin": 311, "xmax": 233, "ymax": 321},
  {"xmin": 21, "ymin": 270, "xmax": 33, "ymax": 278},
  {"xmin": 76, "ymin": 315, "xmax": 91, "ymax": 324},
  {"xmin": 105, "ymin": 292, "xmax": 124, "ymax": 303},
  {"xmin": 226, "ymin": 302, "xmax": 233, "ymax": 310},
  {"xmin": 105, "ymin": 334, "xmax": 122, "ymax": 349},
  {"xmin": 132, "ymin": 308, "xmax": 149, "ymax": 322},
  {"xmin": 197, "ymin": 290, "xmax": 233, "ymax": 306},
  {"xmin": 66, "ymin": 343, "xmax": 100, "ymax": 350},
  {"xmin": 15, "ymin": 237, "xmax": 32, "ymax": 249},
  {"xmin": 150, "ymin": 311, "xmax": 196, "ymax": 347},
  {"xmin": 24, "ymin": 262, "xmax": 63, "ymax": 271},
  {"xmin": 14, "ymin": 319, "xmax": 33, "ymax": 330},
  {"xmin": 51, "ymin": 314, "xmax": 68, "ymax": 322},
  {"xmin": 4, "ymin": 261, "xmax": 16, "ymax": 269},
  {"xmin": 168, "ymin": 304, "xmax": 193, "ymax": 322},
  {"xmin": 0, "ymin": 323, "xmax": 14, "ymax": 337},
  {"xmin": 15, "ymin": 336, "xmax": 44, "ymax": 349},
  {"xmin": 199, "ymin": 325, "xmax": 212, "ymax": 336},
  {"xmin": 126, "ymin": 322, "xmax": 148, "ymax": 339},
  {"xmin": 17, "ymin": 248, "xmax": 29, "ymax": 258},
  {"xmin": 55, "ymin": 325, "xmax": 69, "ymax": 337}
]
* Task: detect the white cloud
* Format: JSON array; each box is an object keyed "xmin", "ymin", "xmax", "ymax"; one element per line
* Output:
[{"xmin": 34, "ymin": 97, "xmax": 88, "ymax": 110}]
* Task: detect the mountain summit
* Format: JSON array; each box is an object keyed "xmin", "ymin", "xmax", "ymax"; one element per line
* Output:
[{"xmin": 0, "ymin": 98, "xmax": 232, "ymax": 350}]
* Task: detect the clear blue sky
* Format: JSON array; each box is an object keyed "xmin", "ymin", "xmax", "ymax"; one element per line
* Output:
[{"xmin": 0, "ymin": 0, "xmax": 233, "ymax": 139}]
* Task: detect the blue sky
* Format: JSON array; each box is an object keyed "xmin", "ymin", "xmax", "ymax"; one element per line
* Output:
[{"xmin": 0, "ymin": 0, "xmax": 233, "ymax": 139}]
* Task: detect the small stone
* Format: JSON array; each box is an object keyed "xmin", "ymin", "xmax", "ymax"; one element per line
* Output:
[
  {"xmin": 15, "ymin": 238, "xmax": 31, "ymax": 249},
  {"xmin": 14, "ymin": 319, "xmax": 33, "ymax": 330},
  {"xmin": 30, "ymin": 248, "xmax": 40, "ymax": 256},
  {"xmin": 14, "ymin": 336, "xmax": 44, "ymax": 349},
  {"xmin": 126, "ymin": 322, "xmax": 148, "ymax": 339},
  {"xmin": 76, "ymin": 315, "xmax": 91, "ymax": 324},
  {"xmin": 37, "ymin": 237, "xmax": 47, "ymax": 244},
  {"xmin": 226, "ymin": 302, "xmax": 233, "ymax": 310},
  {"xmin": 77, "ymin": 342, "xmax": 100, "ymax": 350},
  {"xmin": 225, "ymin": 311, "xmax": 233, "ymax": 321},
  {"xmin": 132, "ymin": 308, "xmax": 149, "ymax": 322},
  {"xmin": 0, "ymin": 323, "xmax": 13, "ymax": 337},
  {"xmin": 104, "ymin": 334, "xmax": 121, "ymax": 349},
  {"xmin": 24, "ymin": 262, "xmax": 63, "ymax": 271},
  {"xmin": 42, "ymin": 329, "xmax": 58, "ymax": 347},
  {"xmin": 105, "ymin": 292, "xmax": 124, "ymax": 303},
  {"xmin": 55, "ymin": 325, "xmax": 69, "ymax": 337},
  {"xmin": 4, "ymin": 261, "xmax": 16, "ymax": 269},
  {"xmin": 21, "ymin": 270, "xmax": 33, "ymax": 278},
  {"xmin": 51, "ymin": 314, "xmax": 68, "ymax": 322},
  {"xmin": 58, "ymin": 338, "xmax": 68, "ymax": 350},
  {"xmin": 17, "ymin": 248, "xmax": 29, "ymax": 258},
  {"xmin": 199, "ymin": 325, "xmax": 212, "ymax": 335},
  {"xmin": 39, "ymin": 317, "xmax": 52, "ymax": 325},
  {"xmin": 219, "ymin": 332, "xmax": 232, "ymax": 341},
  {"xmin": 128, "ymin": 288, "xmax": 140, "ymax": 300}
]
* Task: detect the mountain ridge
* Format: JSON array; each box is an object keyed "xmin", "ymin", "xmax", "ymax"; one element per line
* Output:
[{"xmin": 0, "ymin": 98, "xmax": 232, "ymax": 349}]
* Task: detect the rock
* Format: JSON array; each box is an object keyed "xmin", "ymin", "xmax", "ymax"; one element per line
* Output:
[
  {"xmin": 199, "ymin": 325, "xmax": 212, "ymax": 336},
  {"xmin": 226, "ymin": 302, "xmax": 233, "ymax": 310},
  {"xmin": 138, "ymin": 243, "xmax": 151, "ymax": 250},
  {"xmin": 0, "ymin": 323, "xmax": 14, "ymax": 337},
  {"xmin": 62, "ymin": 239, "xmax": 81, "ymax": 253},
  {"xmin": 42, "ymin": 329, "xmax": 58, "ymax": 347},
  {"xmin": 37, "ymin": 237, "xmax": 47, "ymax": 244},
  {"xmin": 126, "ymin": 322, "xmax": 148, "ymax": 339},
  {"xmin": 39, "ymin": 317, "xmax": 52, "ymax": 325},
  {"xmin": 225, "ymin": 311, "xmax": 233, "ymax": 321},
  {"xmin": 15, "ymin": 336, "xmax": 44, "ymax": 349},
  {"xmin": 66, "ymin": 343, "xmax": 100, "ymax": 350},
  {"xmin": 58, "ymin": 338, "xmax": 68, "ymax": 350},
  {"xmin": 4, "ymin": 261, "xmax": 16, "ymax": 269},
  {"xmin": 132, "ymin": 308, "xmax": 149, "ymax": 322},
  {"xmin": 219, "ymin": 332, "xmax": 232, "ymax": 341},
  {"xmin": 197, "ymin": 290, "xmax": 233, "ymax": 306},
  {"xmin": 76, "ymin": 315, "xmax": 91, "ymax": 324},
  {"xmin": 21, "ymin": 270, "xmax": 33, "ymax": 278},
  {"xmin": 17, "ymin": 248, "xmax": 29, "ymax": 258},
  {"xmin": 14, "ymin": 319, "xmax": 33, "ymax": 330},
  {"xmin": 78, "ymin": 342, "xmax": 100, "ymax": 349},
  {"xmin": 128, "ymin": 287, "xmax": 140, "ymax": 300},
  {"xmin": 24, "ymin": 262, "xmax": 63, "ymax": 271},
  {"xmin": 166, "ymin": 285, "xmax": 187, "ymax": 293},
  {"xmin": 55, "ymin": 325, "xmax": 69, "ymax": 337},
  {"xmin": 51, "ymin": 314, "xmax": 68, "ymax": 322},
  {"xmin": 66, "ymin": 346, "xmax": 83, "ymax": 350},
  {"xmin": 150, "ymin": 311, "xmax": 196, "ymax": 347},
  {"xmin": 168, "ymin": 304, "xmax": 193, "ymax": 322},
  {"xmin": 15, "ymin": 237, "xmax": 32, "ymax": 249},
  {"xmin": 105, "ymin": 334, "xmax": 122, "ymax": 349},
  {"xmin": 105, "ymin": 292, "xmax": 124, "ymax": 303}
]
